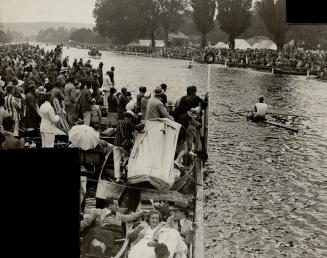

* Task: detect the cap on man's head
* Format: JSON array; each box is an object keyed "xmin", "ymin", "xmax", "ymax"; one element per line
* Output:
[
  {"xmin": 154, "ymin": 85, "xmax": 164, "ymax": 96},
  {"xmin": 121, "ymin": 87, "xmax": 127, "ymax": 93}
]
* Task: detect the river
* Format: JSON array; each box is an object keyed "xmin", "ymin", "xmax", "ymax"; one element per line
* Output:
[{"xmin": 43, "ymin": 44, "xmax": 327, "ymax": 257}]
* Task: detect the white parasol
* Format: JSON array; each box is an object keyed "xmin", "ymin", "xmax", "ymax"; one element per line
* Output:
[{"xmin": 68, "ymin": 124, "xmax": 100, "ymax": 150}]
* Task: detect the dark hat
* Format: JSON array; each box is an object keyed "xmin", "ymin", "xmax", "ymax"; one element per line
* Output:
[
  {"xmin": 171, "ymin": 201, "xmax": 188, "ymax": 211},
  {"xmin": 110, "ymin": 87, "xmax": 117, "ymax": 94},
  {"xmin": 27, "ymin": 83, "xmax": 36, "ymax": 89},
  {"xmin": 121, "ymin": 87, "xmax": 127, "ymax": 93},
  {"xmin": 154, "ymin": 85, "xmax": 164, "ymax": 96}
]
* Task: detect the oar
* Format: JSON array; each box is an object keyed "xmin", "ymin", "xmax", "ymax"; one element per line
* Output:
[
  {"xmin": 267, "ymin": 112, "xmax": 309, "ymax": 118},
  {"xmin": 213, "ymin": 110, "xmax": 249, "ymax": 116},
  {"xmin": 235, "ymin": 112, "xmax": 299, "ymax": 133}
]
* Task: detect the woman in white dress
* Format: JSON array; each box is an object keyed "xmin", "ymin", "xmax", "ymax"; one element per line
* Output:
[
  {"xmin": 39, "ymin": 93, "xmax": 66, "ymax": 147},
  {"xmin": 128, "ymin": 210, "xmax": 187, "ymax": 258}
]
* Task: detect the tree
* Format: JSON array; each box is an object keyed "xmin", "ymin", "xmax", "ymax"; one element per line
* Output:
[
  {"xmin": 135, "ymin": 0, "xmax": 162, "ymax": 47},
  {"xmin": 256, "ymin": 0, "xmax": 288, "ymax": 51},
  {"xmin": 158, "ymin": 0, "xmax": 186, "ymax": 45},
  {"xmin": 70, "ymin": 28, "xmax": 94, "ymax": 43},
  {"xmin": 216, "ymin": 0, "xmax": 252, "ymax": 50},
  {"xmin": 93, "ymin": 0, "xmax": 142, "ymax": 45},
  {"xmin": 191, "ymin": 0, "xmax": 216, "ymax": 48},
  {"xmin": 286, "ymin": 25, "xmax": 327, "ymax": 50}
]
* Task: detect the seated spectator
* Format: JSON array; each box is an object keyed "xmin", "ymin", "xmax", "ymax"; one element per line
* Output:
[
  {"xmin": 128, "ymin": 210, "xmax": 187, "ymax": 258},
  {"xmin": 0, "ymin": 116, "xmax": 24, "ymax": 150},
  {"xmin": 80, "ymin": 197, "xmax": 146, "ymax": 257},
  {"xmin": 165, "ymin": 201, "xmax": 194, "ymax": 245}
]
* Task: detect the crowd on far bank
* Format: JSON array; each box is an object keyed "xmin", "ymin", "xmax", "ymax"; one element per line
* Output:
[{"xmin": 67, "ymin": 41, "xmax": 327, "ymax": 78}]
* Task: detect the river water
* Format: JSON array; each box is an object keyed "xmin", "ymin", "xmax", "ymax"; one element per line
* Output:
[{"xmin": 43, "ymin": 45, "xmax": 327, "ymax": 257}]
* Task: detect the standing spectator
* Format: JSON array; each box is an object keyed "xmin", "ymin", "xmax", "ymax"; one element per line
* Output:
[
  {"xmin": 78, "ymin": 80, "xmax": 93, "ymax": 126},
  {"xmin": 0, "ymin": 92, "xmax": 9, "ymax": 133},
  {"xmin": 117, "ymin": 87, "xmax": 128, "ymax": 121},
  {"xmin": 136, "ymin": 86, "xmax": 146, "ymax": 114},
  {"xmin": 4, "ymin": 85, "xmax": 21, "ymax": 136},
  {"xmin": 160, "ymin": 84, "xmax": 168, "ymax": 106},
  {"xmin": 140, "ymin": 91, "xmax": 151, "ymax": 120},
  {"xmin": 113, "ymin": 110, "xmax": 143, "ymax": 183},
  {"xmin": 108, "ymin": 66, "xmax": 115, "ymax": 86},
  {"xmin": 101, "ymin": 71, "xmax": 112, "ymax": 110},
  {"xmin": 107, "ymin": 87, "xmax": 118, "ymax": 127},
  {"xmin": 39, "ymin": 93, "xmax": 65, "ymax": 148},
  {"xmin": 64, "ymin": 77, "xmax": 77, "ymax": 126},
  {"xmin": 90, "ymin": 99, "xmax": 102, "ymax": 131},
  {"xmin": 24, "ymin": 84, "xmax": 40, "ymax": 137},
  {"xmin": 145, "ymin": 86, "xmax": 173, "ymax": 120},
  {"xmin": 97, "ymin": 62, "xmax": 104, "ymax": 86}
]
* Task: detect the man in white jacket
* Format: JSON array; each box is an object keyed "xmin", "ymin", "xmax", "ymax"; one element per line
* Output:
[{"xmin": 101, "ymin": 69, "xmax": 115, "ymax": 110}]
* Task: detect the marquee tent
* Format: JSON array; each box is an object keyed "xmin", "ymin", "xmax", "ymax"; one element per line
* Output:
[
  {"xmin": 211, "ymin": 42, "xmax": 228, "ymax": 48},
  {"xmin": 234, "ymin": 39, "xmax": 252, "ymax": 49},
  {"xmin": 252, "ymin": 40, "xmax": 277, "ymax": 50}
]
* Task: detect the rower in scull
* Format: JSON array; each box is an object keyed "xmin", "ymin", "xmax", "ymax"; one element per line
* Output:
[{"xmin": 248, "ymin": 97, "xmax": 268, "ymax": 122}]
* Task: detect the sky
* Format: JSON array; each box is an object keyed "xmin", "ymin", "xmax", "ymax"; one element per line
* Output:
[{"xmin": 0, "ymin": 0, "xmax": 97, "ymax": 24}]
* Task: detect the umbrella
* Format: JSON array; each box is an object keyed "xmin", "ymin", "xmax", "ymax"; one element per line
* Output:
[{"xmin": 68, "ymin": 124, "xmax": 100, "ymax": 150}]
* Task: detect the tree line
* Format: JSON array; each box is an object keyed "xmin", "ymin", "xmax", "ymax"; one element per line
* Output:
[{"xmin": 92, "ymin": 0, "xmax": 327, "ymax": 50}]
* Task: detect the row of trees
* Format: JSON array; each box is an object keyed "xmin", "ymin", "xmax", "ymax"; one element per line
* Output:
[
  {"xmin": 93, "ymin": 0, "xmax": 327, "ymax": 50},
  {"xmin": 35, "ymin": 27, "xmax": 72, "ymax": 43}
]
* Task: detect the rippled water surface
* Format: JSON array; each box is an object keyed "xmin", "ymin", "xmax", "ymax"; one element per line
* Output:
[
  {"xmin": 205, "ymin": 67, "xmax": 327, "ymax": 258},
  {"xmin": 52, "ymin": 45, "xmax": 327, "ymax": 257}
]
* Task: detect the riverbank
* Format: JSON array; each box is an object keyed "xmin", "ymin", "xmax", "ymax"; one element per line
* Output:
[{"xmin": 65, "ymin": 41, "xmax": 327, "ymax": 79}]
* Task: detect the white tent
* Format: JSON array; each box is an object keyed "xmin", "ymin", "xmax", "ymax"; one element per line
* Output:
[
  {"xmin": 246, "ymin": 36, "xmax": 270, "ymax": 46},
  {"xmin": 234, "ymin": 39, "xmax": 252, "ymax": 49},
  {"xmin": 168, "ymin": 31, "xmax": 189, "ymax": 39},
  {"xmin": 212, "ymin": 42, "xmax": 228, "ymax": 48},
  {"xmin": 135, "ymin": 39, "xmax": 165, "ymax": 47},
  {"xmin": 252, "ymin": 40, "xmax": 277, "ymax": 50}
]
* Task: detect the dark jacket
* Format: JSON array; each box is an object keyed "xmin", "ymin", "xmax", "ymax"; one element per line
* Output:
[
  {"xmin": 25, "ymin": 92, "xmax": 40, "ymax": 129},
  {"xmin": 108, "ymin": 94, "xmax": 118, "ymax": 113},
  {"xmin": 79, "ymin": 88, "xmax": 93, "ymax": 113},
  {"xmin": 117, "ymin": 94, "xmax": 127, "ymax": 120}
]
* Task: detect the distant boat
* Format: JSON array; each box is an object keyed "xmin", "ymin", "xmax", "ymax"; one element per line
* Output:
[{"xmin": 88, "ymin": 50, "xmax": 101, "ymax": 59}]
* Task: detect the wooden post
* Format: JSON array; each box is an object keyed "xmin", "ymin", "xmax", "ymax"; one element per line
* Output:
[
  {"xmin": 272, "ymin": 67, "xmax": 275, "ymax": 74},
  {"xmin": 306, "ymin": 69, "xmax": 310, "ymax": 78},
  {"xmin": 193, "ymin": 159, "xmax": 204, "ymax": 258}
]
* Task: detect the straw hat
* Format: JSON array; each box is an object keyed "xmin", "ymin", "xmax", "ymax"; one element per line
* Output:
[
  {"xmin": 187, "ymin": 106, "xmax": 201, "ymax": 118},
  {"xmin": 38, "ymin": 86, "xmax": 46, "ymax": 94},
  {"xmin": 124, "ymin": 110, "xmax": 135, "ymax": 118}
]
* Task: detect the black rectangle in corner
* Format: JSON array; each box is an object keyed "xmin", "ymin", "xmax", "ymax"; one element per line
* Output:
[
  {"xmin": 286, "ymin": 0, "xmax": 327, "ymax": 24},
  {"xmin": 0, "ymin": 148, "xmax": 80, "ymax": 258}
]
